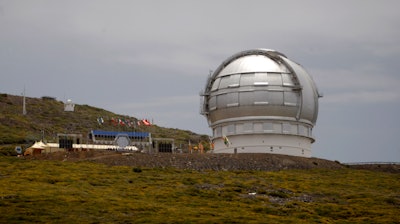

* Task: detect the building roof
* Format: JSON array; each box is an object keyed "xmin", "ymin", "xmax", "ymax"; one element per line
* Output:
[{"xmin": 91, "ymin": 130, "xmax": 149, "ymax": 138}]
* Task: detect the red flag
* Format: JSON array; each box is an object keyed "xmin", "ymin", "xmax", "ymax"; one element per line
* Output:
[
  {"xmin": 111, "ymin": 117, "xmax": 117, "ymax": 126},
  {"xmin": 142, "ymin": 119, "xmax": 151, "ymax": 126}
]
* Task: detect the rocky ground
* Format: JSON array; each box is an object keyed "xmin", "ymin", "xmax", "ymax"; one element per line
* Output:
[
  {"xmin": 345, "ymin": 163, "xmax": 400, "ymax": 174},
  {"xmin": 30, "ymin": 150, "xmax": 347, "ymax": 171}
]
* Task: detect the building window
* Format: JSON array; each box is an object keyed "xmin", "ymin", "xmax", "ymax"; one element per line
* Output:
[
  {"xmin": 235, "ymin": 123, "xmax": 244, "ymax": 134},
  {"xmin": 227, "ymin": 124, "xmax": 235, "ymax": 134},
  {"xmin": 283, "ymin": 123, "xmax": 291, "ymax": 134},
  {"xmin": 244, "ymin": 122, "xmax": 253, "ymax": 133},
  {"xmin": 273, "ymin": 123, "xmax": 282, "ymax": 133},
  {"xmin": 263, "ymin": 122, "xmax": 273, "ymax": 132},
  {"xmin": 291, "ymin": 124, "xmax": 298, "ymax": 134},
  {"xmin": 298, "ymin": 125, "xmax": 306, "ymax": 136},
  {"xmin": 214, "ymin": 127, "xmax": 222, "ymax": 137}
]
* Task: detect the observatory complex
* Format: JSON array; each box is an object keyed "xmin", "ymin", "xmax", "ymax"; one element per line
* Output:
[{"xmin": 201, "ymin": 49, "xmax": 322, "ymax": 157}]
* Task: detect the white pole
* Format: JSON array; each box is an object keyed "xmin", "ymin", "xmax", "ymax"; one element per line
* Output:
[{"xmin": 22, "ymin": 86, "xmax": 27, "ymax": 115}]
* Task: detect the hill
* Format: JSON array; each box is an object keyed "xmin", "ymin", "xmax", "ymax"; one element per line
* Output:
[{"xmin": 0, "ymin": 93, "xmax": 208, "ymax": 149}]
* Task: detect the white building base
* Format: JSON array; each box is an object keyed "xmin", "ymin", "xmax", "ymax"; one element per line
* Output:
[{"xmin": 212, "ymin": 134, "xmax": 312, "ymax": 157}]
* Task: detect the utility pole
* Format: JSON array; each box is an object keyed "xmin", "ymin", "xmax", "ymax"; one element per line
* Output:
[{"xmin": 22, "ymin": 86, "xmax": 27, "ymax": 115}]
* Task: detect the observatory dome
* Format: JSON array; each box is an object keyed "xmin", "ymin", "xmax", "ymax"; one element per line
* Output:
[{"xmin": 201, "ymin": 49, "xmax": 321, "ymax": 157}]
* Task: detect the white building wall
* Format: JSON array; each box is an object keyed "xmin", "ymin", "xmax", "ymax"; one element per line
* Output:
[{"xmin": 212, "ymin": 134, "xmax": 312, "ymax": 157}]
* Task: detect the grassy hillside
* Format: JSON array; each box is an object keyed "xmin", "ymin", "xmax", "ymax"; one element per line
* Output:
[
  {"xmin": 0, "ymin": 93, "xmax": 208, "ymax": 150},
  {"xmin": 0, "ymin": 156, "xmax": 399, "ymax": 223}
]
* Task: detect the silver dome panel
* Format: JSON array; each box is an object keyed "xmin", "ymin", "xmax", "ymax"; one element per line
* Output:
[
  {"xmin": 202, "ymin": 49, "xmax": 320, "ymax": 124},
  {"xmin": 200, "ymin": 49, "xmax": 321, "ymax": 156}
]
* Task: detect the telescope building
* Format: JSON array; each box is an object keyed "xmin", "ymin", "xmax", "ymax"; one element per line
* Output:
[{"xmin": 200, "ymin": 49, "xmax": 322, "ymax": 157}]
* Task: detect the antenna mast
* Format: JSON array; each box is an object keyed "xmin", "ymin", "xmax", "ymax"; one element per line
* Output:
[{"xmin": 22, "ymin": 86, "xmax": 27, "ymax": 115}]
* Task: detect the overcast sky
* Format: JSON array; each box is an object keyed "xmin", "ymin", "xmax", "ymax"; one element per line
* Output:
[{"xmin": 1, "ymin": 0, "xmax": 399, "ymax": 162}]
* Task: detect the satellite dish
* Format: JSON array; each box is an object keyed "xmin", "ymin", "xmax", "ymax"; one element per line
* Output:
[
  {"xmin": 115, "ymin": 134, "xmax": 130, "ymax": 151},
  {"xmin": 15, "ymin": 146, "xmax": 22, "ymax": 154}
]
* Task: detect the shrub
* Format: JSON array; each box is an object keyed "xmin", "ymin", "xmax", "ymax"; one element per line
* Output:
[
  {"xmin": 132, "ymin": 167, "xmax": 142, "ymax": 173},
  {"xmin": 268, "ymin": 191, "xmax": 290, "ymax": 198},
  {"xmin": 0, "ymin": 145, "xmax": 18, "ymax": 156}
]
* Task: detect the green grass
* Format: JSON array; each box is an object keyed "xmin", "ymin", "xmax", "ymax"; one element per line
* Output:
[{"xmin": 0, "ymin": 157, "xmax": 399, "ymax": 223}]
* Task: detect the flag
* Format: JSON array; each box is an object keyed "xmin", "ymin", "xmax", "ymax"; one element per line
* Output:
[
  {"xmin": 223, "ymin": 135, "xmax": 230, "ymax": 147},
  {"xmin": 208, "ymin": 136, "xmax": 214, "ymax": 150},
  {"xmin": 198, "ymin": 142, "xmax": 204, "ymax": 153},
  {"xmin": 97, "ymin": 117, "xmax": 104, "ymax": 125},
  {"xmin": 142, "ymin": 119, "xmax": 151, "ymax": 126},
  {"xmin": 211, "ymin": 142, "xmax": 215, "ymax": 150},
  {"xmin": 111, "ymin": 117, "xmax": 117, "ymax": 125}
]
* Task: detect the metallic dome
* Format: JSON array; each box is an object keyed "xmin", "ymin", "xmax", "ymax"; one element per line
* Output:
[{"xmin": 201, "ymin": 49, "xmax": 322, "ymax": 157}]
